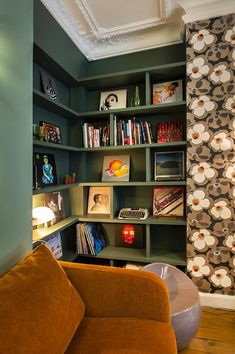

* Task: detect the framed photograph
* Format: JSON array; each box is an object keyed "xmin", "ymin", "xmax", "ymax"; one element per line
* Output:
[
  {"xmin": 44, "ymin": 192, "xmax": 64, "ymax": 227},
  {"xmin": 40, "ymin": 121, "xmax": 62, "ymax": 144},
  {"xmin": 40, "ymin": 70, "xmax": 59, "ymax": 101},
  {"xmin": 154, "ymin": 151, "xmax": 184, "ymax": 181},
  {"xmin": 153, "ymin": 186, "xmax": 184, "ymax": 217},
  {"xmin": 99, "ymin": 89, "xmax": 127, "ymax": 111},
  {"xmin": 152, "ymin": 80, "xmax": 182, "ymax": 105},
  {"xmin": 87, "ymin": 187, "xmax": 111, "ymax": 214},
  {"xmin": 34, "ymin": 152, "xmax": 57, "ymax": 188},
  {"xmin": 102, "ymin": 155, "xmax": 130, "ymax": 182},
  {"xmin": 115, "ymin": 224, "xmax": 144, "ymax": 249}
]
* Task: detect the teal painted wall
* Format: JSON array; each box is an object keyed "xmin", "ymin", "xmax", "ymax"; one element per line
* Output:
[
  {"xmin": 87, "ymin": 43, "xmax": 185, "ymax": 76},
  {"xmin": 34, "ymin": 0, "xmax": 87, "ymax": 80},
  {"xmin": 0, "ymin": 0, "xmax": 33, "ymax": 275}
]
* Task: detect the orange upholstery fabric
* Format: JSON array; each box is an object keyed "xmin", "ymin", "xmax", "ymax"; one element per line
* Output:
[
  {"xmin": 65, "ymin": 317, "xmax": 177, "ymax": 354},
  {"xmin": 60, "ymin": 261, "xmax": 171, "ymax": 322},
  {"xmin": 0, "ymin": 245, "xmax": 85, "ymax": 354}
]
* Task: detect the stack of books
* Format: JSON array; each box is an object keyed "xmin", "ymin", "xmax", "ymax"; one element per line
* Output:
[
  {"xmin": 114, "ymin": 116, "xmax": 154, "ymax": 146},
  {"xmin": 82, "ymin": 122, "xmax": 110, "ymax": 148},
  {"xmin": 76, "ymin": 223, "xmax": 107, "ymax": 255}
]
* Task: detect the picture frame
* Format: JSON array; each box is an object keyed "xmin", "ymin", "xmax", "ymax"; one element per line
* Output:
[
  {"xmin": 154, "ymin": 151, "xmax": 184, "ymax": 181},
  {"xmin": 45, "ymin": 232, "xmax": 63, "ymax": 259},
  {"xmin": 102, "ymin": 155, "xmax": 130, "ymax": 182},
  {"xmin": 153, "ymin": 186, "xmax": 184, "ymax": 217},
  {"xmin": 99, "ymin": 89, "xmax": 127, "ymax": 111},
  {"xmin": 40, "ymin": 121, "xmax": 62, "ymax": 144},
  {"xmin": 44, "ymin": 192, "xmax": 64, "ymax": 227},
  {"xmin": 87, "ymin": 187, "xmax": 111, "ymax": 215},
  {"xmin": 152, "ymin": 80, "xmax": 182, "ymax": 105},
  {"xmin": 115, "ymin": 224, "xmax": 144, "ymax": 249},
  {"xmin": 40, "ymin": 70, "xmax": 59, "ymax": 101},
  {"xmin": 34, "ymin": 152, "xmax": 57, "ymax": 188}
]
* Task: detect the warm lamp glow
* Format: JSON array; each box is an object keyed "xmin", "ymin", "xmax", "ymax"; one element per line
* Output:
[{"xmin": 32, "ymin": 207, "xmax": 55, "ymax": 227}]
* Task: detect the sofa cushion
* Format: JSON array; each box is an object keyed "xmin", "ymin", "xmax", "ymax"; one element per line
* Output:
[
  {"xmin": 0, "ymin": 244, "xmax": 85, "ymax": 354},
  {"xmin": 65, "ymin": 317, "xmax": 177, "ymax": 354}
]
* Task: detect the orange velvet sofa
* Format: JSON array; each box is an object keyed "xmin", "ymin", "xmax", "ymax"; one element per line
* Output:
[{"xmin": 0, "ymin": 245, "xmax": 177, "ymax": 354}]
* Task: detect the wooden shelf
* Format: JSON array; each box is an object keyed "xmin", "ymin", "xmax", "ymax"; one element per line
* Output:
[
  {"xmin": 79, "ymin": 101, "xmax": 186, "ymax": 118},
  {"xmin": 77, "ymin": 215, "xmax": 186, "ymax": 225},
  {"xmin": 78, "ymin": 245, "xmax": 186, "ymax": 266},
  {"xmin": 78, "ymin": 181, "xmax": 187, "ymax": 187},
  {"xmin": 76, "ymin": 61, "xmax": 186, "ymax": 89},
  {"xmin": 33, "ymin": 140, "xmax": 80, "ymax": 152},
  {"xmin": 33, "ymin": 89, "xmax": 79, "ymax": 119},
  {"xmin": 33, "ymin": 183, "xmax": 78, "ymax": 195},
  {"xmin": 32, "ymin": 216, "xmax": 78, "ymax": 241}
]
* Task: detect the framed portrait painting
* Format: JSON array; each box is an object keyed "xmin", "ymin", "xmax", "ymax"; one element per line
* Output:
[
  {"xmin": 87, "ymin": 187, "xmax": 111, "ymax": 215},
  {"xmin": 99, "ymin": 89, "xmax": 127, "ymax": 111},
  {"xmin": 44, "ymin": 192, "xmax": 64, "ymax": 227},
  {"xmin": 34, "ymin": 152, "xmax": 57, "ymax": 188}
]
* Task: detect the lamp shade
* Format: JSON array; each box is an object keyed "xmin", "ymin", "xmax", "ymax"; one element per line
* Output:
[{"xmin": 32, "ymin": 207, "xmax": 55, "ymax": 226}]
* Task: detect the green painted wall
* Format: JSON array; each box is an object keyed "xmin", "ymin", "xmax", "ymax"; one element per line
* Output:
[
  {"xmin": 34, "ymin": 0, "xmax": 87, "ymax": 80},
  {"xmin": 87, "ymin": 43, "xmax": 185, "ymax": 76},
  {"xmin": 0, "ymin": 0, "xmax": 33, "ymax": 275}
]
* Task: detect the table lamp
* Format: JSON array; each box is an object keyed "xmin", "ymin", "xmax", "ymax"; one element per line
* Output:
[{"xmin": 32, "ymin": 207, "xmax": 55, "ymax": 228}]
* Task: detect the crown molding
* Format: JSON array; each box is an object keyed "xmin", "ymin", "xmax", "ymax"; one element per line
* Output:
[
  {"xmin": 177, "ymin": 0, "xmax": 235, "ymax": 23},
  {"xmin": 40, "ymin": 0, "xmax": 184, "ymax": 60}
]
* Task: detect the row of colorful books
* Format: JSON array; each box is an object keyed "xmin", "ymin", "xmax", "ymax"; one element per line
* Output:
[
  {"xmin": 76, "ymin": 222, "xmax": 107, "ymax": 256},
  {"xmin": 82, "ymin": 118, "xmax": 183, "ymax": 148},
  {"xmin": 82, "ymin": 122, "xmax": 110, "ymax": 148}
]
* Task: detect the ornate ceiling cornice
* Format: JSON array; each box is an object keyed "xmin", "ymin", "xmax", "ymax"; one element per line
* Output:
[
  {"xmin": 177, "ymin": 0, "xmax": 235, "ymax": 24},
  {"xmin": 40, "ymin": 0, "xmax": 184, "ymax": 61}
]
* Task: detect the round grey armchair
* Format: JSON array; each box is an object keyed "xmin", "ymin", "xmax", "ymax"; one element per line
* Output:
[{"xmin": 141, "ymin": 263, "xmax": 201, "ymax": 351}]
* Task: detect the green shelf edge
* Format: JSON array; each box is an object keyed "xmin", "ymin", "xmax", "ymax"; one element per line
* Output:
[
  {"xmin": 78, "ymin": 181, "xmax": 187, "ymax": 187},
  {"xmin": 32, "ymin": 216, "xmax": 78, "ymax": 241},
  {"xmin": 77, "ymin": 245, "xmax": 186, "ymax": 266},
  {"xmin": 33, "ymin": 140, "xmax": 80, "ymax": 152},
  {"xmin": 77, "ymin": 61, "xmax": 186, "ymax": 87},
  {"xmin": 33, "ymin": 89, "xmax": 79, "ymax": 119},
  {"xmin": 76, "ymin": 215, "xmax": 187, "ymax": 225},
  {"xmin": 33, "ymin": 183, "xmax": 78, "ymax": 195}
]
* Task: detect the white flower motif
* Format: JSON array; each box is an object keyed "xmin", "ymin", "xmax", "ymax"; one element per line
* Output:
[
  {"xmin": 191, "ymin": 229, "xmax": 216, "ymax": 250},
  {"xmin": 225, "ymin": 95, "xmax": 235, "ymax": 113},
  {"xmin": 211, "ymin": 201, "xmax": 231, "ymax": 219},
  {"xmin": 225, "ymin": 164, "xmax": 235, "ymax": 182},
  {"xmin": 187, "ymin": 256, "xmax": 210, "ymax": 277},
  {"xmin": 187, "ymin": 190, "xmax": 210, "ymax": 211},
  {"xmin": 187, "ymin": 57, "xmax": 209, "ymax": 79},
  {"xmin": 191, "ymin": 162, "xmax": 215, "ymax": 184},
  {"xmin": 210, "ymin": 64, "xmax": 231, "ymax": 83},
  {"xmin": 225, "ymin": 234, "xmax": 235, "ymax": 251},
  {"xmin": 210, "ymin": 132, "xmax": 232, "ymax": 151},
  {"xmin": 224, "ymin": 26, "xmax": 235, "ymax": 44},
  {"xmin": 187, "ymin": 123, "xmax": 210, "ymax": 145},
  {"xmin": 211, "ymin": 269, "xmax": 231, "ymax": 287},
  {"xmin": 190, "ymin": 96, "xmax": 215, "ymax": 117},
  {"xmin": 190, "ymin": 30, "xmax": 215, "ymax": 51}
]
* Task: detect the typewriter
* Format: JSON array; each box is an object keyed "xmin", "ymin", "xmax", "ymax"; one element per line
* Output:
[{"xmin": 118, "ymin": 208, "xmax": 149, "ymax": 220}]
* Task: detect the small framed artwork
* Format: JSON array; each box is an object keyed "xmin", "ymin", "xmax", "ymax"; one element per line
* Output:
[
  {"xmin": 102, "ymin": 155, "xmax": 130, "ymax": 182},
  {"xmin": 115, "ymin": 224, "xmax": 144, "ymax": 249},
  {"xmin": 87, "ymin": 187, "xmax": 111, "ymax": 214},
  {"xmin": 153, "ymin": 186, "xmax": 184, "ymax": 217},
  {"xmin": 154, "ymin": 151, "xmax": 184, "ymax": 181},
  {"xmin": 34, "ymin": 152, "xmax": 57, "ymax": 188},
  {"xmin": 40, "ymin": 121, "xmax": 62, "ymax": 144},
  {"xmin": 40, "ymin": 70, "xmax": 59, "ymax": 101},
  {"xmin": 152, "ymin": 80, "xmax": 182, "ymax": 105},
  {"xmin": 99, "ymin": 89, "xmax": 127, "ymax": 111},
  {"xmin": 44, "ymin": 192, "xmax": 64, "ymax": 227},
  {"xmin": 45, "ymin": 232, "xmax": 63, "ymax": 259}
]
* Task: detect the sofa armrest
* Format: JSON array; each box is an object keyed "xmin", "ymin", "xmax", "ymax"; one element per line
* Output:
[{"xmin": 60, "ymin": 261, "xmax": 170, "ymax": 323}]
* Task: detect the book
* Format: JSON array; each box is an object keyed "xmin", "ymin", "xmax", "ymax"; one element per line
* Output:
[
  {"xmin": 46, "ymin": 232, "xmax": 63, "ymax": 259},
  {"xmin": 156, "ymin": 121, "xmax": 182, "ymax": 143},
  {"xmin": 85, "ymin": 223, "xmax": 106, "ymax": 256}
]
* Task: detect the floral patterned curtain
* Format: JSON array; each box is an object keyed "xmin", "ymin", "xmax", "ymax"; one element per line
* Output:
[{"xmin": 186, "ymin": 14, "xmax": 235, "ymax": 294}]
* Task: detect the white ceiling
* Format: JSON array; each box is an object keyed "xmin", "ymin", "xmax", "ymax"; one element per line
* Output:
[{"xmin": 40, "ymin": 0, "xmax": 235, "ymax": 61}]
